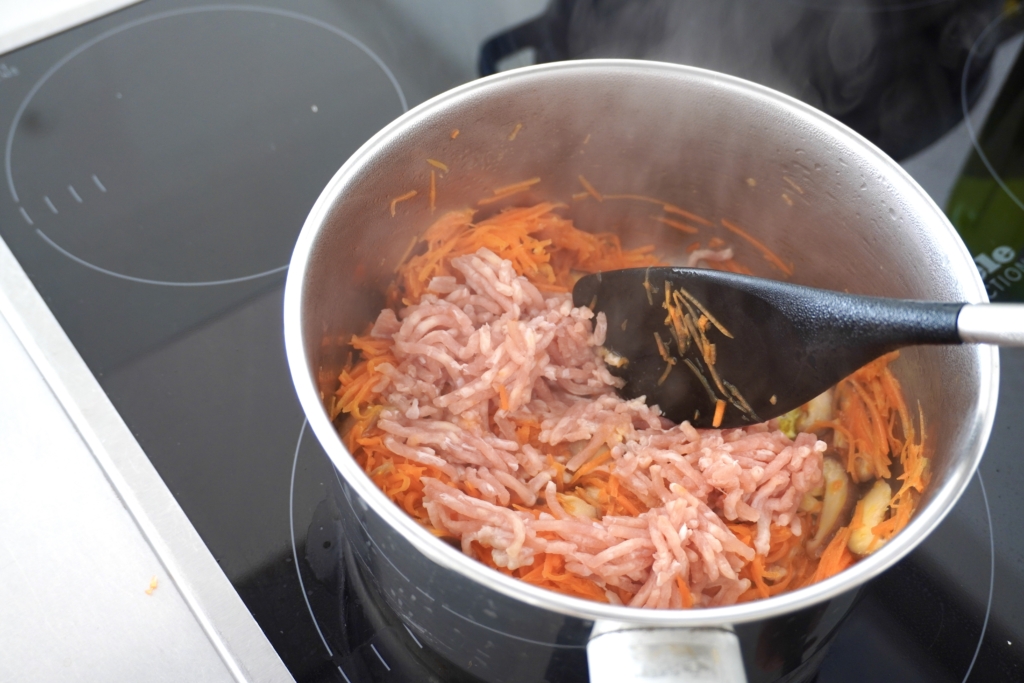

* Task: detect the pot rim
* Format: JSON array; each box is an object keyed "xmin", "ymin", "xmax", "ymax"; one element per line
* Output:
[{"xmin": 284, "ymin": 59, "xmax": 999, "ymax": 627}]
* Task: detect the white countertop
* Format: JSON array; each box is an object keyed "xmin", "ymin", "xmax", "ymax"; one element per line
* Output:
[
  {"xmin": 0, "ymin": 260, "xmax": 237, "ymax": 682},
  {"xmin": 0, "ymin": 0, "xmax": 143, "ymax": 55}
]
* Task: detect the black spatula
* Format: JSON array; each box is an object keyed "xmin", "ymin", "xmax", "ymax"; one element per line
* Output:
[{"xmin": 572, "ymin": 267, "xmax": 1021, "ymax": 429}]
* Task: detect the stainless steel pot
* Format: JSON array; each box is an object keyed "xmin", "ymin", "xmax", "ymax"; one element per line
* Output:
[{"xmin": 284, "ymin": 60, "xmax": 998, "ymax": 682}]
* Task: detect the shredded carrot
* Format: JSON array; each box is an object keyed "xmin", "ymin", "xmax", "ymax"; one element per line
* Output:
[
  {"xmin": 493, "ymin": 177, "xmax": 541, "ymax": 196},
  {"xmin": 508, "ymin": 123, "xmax": 522, "ymax": 141},
  {"xmin": 578, "ymin": 175, "xmax": 603, "ymax": 202},
  {"xmin": 720, "ymin": 218, "xmax": 793, "ymax": 276},
  {"xmin": 657, "ymin": 362, "xmax": 673, "ymax": 386},
  {"xmin": 451, "ymin": 129, "xmax": 460, "ymax": 139},
  {"xmin": 601, "ymin": 193, "xmax": 712, "ymax": 227},
  {"xmin": 712, "ymin": 399, "xmax": 726, "ymax": 428},
  {"xmin": 810, "ymin": 527, "xmax": 855, "ymax": 583},
  {"xmin": 569, "ymin": 448, "xmax": 613, "ymax": 484},
  {"xmin": 663, "ymin": 204, "xmax": 713, "ymax": 227},
  {"xmin": 654, "ymin": 215, "xmax": 699, "ymax": 234},
  {"xmin": 749, "ymin": 555, "xmax": 770, "ymax": 598},
  {"xmin": 390, "ymin": 190, "xmax": 418, "ymax": 217},
  {"xmin": 478, "ymin": 178, "xmax": 542, "ymax": 205},
  {"xmin": 429, "ymin": 170, "xmax": 437, "ymax": 213},
  {"xmin": 427, "ymin": 158, "xmax": 448, "ymax": 173},
  {"xmin": 654, "ymin": 331, "xmax": 671, "ymax": 363},
  {"xmin": 675, "ymin": 285, "xmax": 732, "ymax": 338},
  {"xmin": 675, "ymin": 575, "xmax": 694, "ymax": 608},
  {"xmin": 642, "ymin": 267, "xmax": 654, "ymax": 305}
]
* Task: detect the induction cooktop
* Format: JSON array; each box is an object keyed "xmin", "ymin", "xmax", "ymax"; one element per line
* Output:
[{"xmin": 2, "ymin": 1, "xmax": 1024, "ymax": 681}]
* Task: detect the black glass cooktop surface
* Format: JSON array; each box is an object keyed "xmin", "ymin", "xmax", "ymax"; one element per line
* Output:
[{"xmin": 2, "ymin": 1, "xmax": 1024, "ymax": 681}]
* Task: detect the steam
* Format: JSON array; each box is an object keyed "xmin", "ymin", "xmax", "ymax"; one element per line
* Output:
[{"xmin": 564, "ymin": 0, "xmax": 882, "ymax": 116}]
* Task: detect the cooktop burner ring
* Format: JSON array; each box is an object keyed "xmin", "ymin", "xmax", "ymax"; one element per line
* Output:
[
  {"xmin": 4, "ymin": 5, "xmax": 408, "ymax": 288},
  {"xmin": 961, "ymin": 471, "xmax": 994, "ymax": 683},
  {"xmin": 962, "ymin": 7, "xmax": 1024, "ymax": 217},
  {"xmin": 290, "ymin": 419, "xmax": 337, "ymax": 660}
]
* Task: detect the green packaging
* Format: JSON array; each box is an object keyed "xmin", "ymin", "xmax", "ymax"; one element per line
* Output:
[{"xmin": 947, "ymin": 47, "xmax": 1024, "ymax": 301}]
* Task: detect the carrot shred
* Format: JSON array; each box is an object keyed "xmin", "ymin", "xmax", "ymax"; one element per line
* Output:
[
  {"xmin": 390, "ymin": 190, "xmax": 418, "ymax": 217},
  {"xmin": 810, "ymin": 527, "xmax": 855, "ymax": 583},
  {"xmin": 712, "ymin": 399, "xmax": 726, "ymax": 428},
  {"xmin": 569, "ymin": 448, "xmax": 613, "ymax": 485},
  {"xmin": 662, "ymin": 204, "xmax": 713, "ymax": 227},
  {"xmin": 578, "ymin": 175, "xmax": 603, "ymax": 202},
  {"xmin": 478, "ymin": 178, "xmax": 542, "ymax": 205},
  {"xmin": 720, "ymin": 218, "xmax": 793, "ymax": 276},
  {"xmin": 675, "ymin": 575, "xmax": 695, "ymax": 608},
  {"xmin": 654, "ymin": 215, "xmax": 699, "ymax": 234},
  {"xmin": 427, "ymin": 158, "xmax": 449, "ymax": 173}
]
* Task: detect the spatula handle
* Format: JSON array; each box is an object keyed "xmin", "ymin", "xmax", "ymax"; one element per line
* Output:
[{"xmin": 959, "ymin": 303, "xmax": 1024, "ymax": 346}]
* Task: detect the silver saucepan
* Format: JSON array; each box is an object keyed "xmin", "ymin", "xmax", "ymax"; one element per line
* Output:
[{"xmin": 284, "ymin": 60, "xmax": 998, "ymax": 682}]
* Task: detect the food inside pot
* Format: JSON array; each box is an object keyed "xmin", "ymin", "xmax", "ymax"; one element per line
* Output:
[{"xmin": 330, "ymin": 198, "xmax": 928, "ymax": 609}]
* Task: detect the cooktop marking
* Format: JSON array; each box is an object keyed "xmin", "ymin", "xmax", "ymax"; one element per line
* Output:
[
  {"xmin": 43, "ymin": 196, "xmax": 56, "ymax": 214},
  {"xmin": 370, "ymin": 643, "xmax": 390, "ymax": 671},
  {"xmin": 4, "ymin": 4, "xmax": 408, "ymax": 287},
  {"xmin": 336, "ymin": 666, "xmax": 352, "ymax": 683},
  {"xmin": 403, "ymin": 623, "xmax": 423, "ymax": 648},
  {"xmin": 289, "ymin": 419, "xmax": 335, "ymax": 659},
  {"xmin": 35, "ymin": 229, "xmax": 289, "ymax": 287},
  {"xmin": 440, "ymin": 604, "xmax": 585, "ymax": 649},
  {"xmin": 963, "ymin": 10, "xmax": 1024, "ymax": 215},
  {"xmin": 962, "ymin": 472, "xmax": 994, "ymax": 683}
]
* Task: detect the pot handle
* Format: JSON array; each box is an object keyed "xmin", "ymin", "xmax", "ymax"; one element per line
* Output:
[
  {"xmin": 587, "ymin": 620, "xmax": 747, "ymax": 683},
  {"xmin": 478, "ymin": 16, "xmax": 555, "ymax": 76}
]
